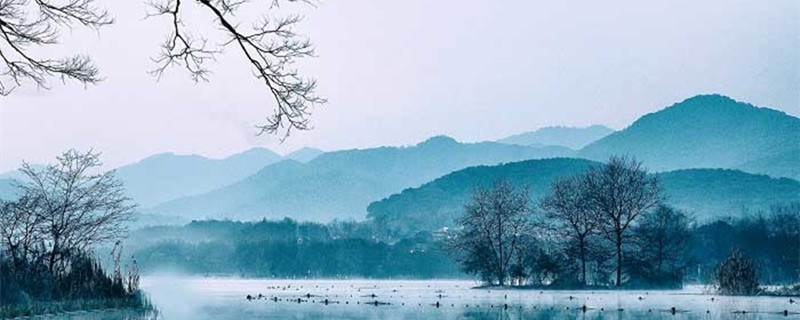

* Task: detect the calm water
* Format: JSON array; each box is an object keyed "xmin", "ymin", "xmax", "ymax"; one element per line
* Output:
[{"xmin": 35, "ymin": 277, "xmax": 800, "ymax": 319}]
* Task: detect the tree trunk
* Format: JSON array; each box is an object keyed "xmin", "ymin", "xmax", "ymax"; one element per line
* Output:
[
  {"xmin": 579, "ymin": 237, "xmax": 587, "ymax": 286},
  {"xmin": 8, "ymin": 243, "xmax": 20, "ymax": 269},
  {"xmin": 497, "ymin": 213, "xmax": 504, "ymax": 286},
  {"xmin": 49, "ymin": 236, "xmax": 59, "ymax": 273},
  {"xmin": 616, "ymin": 232, "xmax": 622, "ymax": 287}
]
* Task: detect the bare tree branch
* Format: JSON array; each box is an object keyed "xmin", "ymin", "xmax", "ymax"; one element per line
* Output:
[
  {"xmin": 5, "ymin": 150, "xmax": 137, "ymax": 275},
  {"xmin": 0, "ymin": 0, "xmax": 111, "ymax": 95},
  {"xmin": 147, "ymin": 0, "xmax": 325, "ymax": 138},
  {"xmin": 2, "ymin": 0, "xmax": 325, "ymax": 139}
]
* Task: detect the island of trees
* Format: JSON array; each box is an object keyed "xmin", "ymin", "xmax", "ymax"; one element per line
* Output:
[{"xmin": 444, "ymin": 156, "xmax": 797, "ymax": 295}]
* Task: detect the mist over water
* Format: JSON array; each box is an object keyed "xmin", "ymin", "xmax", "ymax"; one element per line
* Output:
[{"xmin": 130, "ymin": 277, "xmax": 797, "ymax": 320}]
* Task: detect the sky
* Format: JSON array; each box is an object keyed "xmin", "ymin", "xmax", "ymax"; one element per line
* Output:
[{"xmin": 1, "ymin": 0, "xmax": 798, "ymax": 171}]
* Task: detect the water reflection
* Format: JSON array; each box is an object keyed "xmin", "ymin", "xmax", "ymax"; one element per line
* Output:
[
  {"xmin": 42, "ymin": 278, "xmax": 797, "ymax": 320},
  {"xmin": 40, "ymin": 301, "xmax": 797, "ymax": 320}
]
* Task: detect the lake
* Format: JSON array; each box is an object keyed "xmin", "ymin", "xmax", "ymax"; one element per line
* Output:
[{"xmin": 34, "ymin": 277, "xmax": 800, "ymax": 319}]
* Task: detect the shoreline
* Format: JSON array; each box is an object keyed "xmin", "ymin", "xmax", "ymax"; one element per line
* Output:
[{"xmin": 0, "ymin": 295, "xmax": 154, "ymax": 319}]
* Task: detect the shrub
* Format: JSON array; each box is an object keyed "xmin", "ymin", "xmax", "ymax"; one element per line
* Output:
[
  {"xmin": 712, "ymin": 250, "xmax": 760, "ymax": 295},
  {"xmin": 0, "ymin": 250, "xmax": 146, "ymax": 316}
]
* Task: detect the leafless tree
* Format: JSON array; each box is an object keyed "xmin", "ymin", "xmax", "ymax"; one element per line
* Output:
[
  {"xmin": 766, "ymin": 203, "xmax": 800, "ymax": 282},
  {"xmin": 540, "ymin": 174, "xmax": 601, "ymax": 286},
  {"xmin": 583, "ymin": 156, "xmax": 662, "ymax": 287},
  {"xmin": 0, "ymin": 193, "xmax": 44, "ymax": 267},
  {"xmin": 630, "ymin": 205, "xmax": 692, "ymax": 287},
  {"xmin": 446, "ymin": 180, "xmax": 534, "ymax": 286},
  {"xmin": 0, "ymin": 0, "xmax": 324, "ymax": 138},
  {"xmin": 11, "ymin": 150, "xmax": 136, "ymax": 275}
]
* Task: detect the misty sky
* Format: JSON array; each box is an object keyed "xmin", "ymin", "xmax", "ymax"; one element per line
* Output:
[{"xmin": 1, "ymin": 0, "xmax": 798, "ymax": 171}]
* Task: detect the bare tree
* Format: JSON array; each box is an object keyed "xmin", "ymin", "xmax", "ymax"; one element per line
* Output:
[
  {"xmin": 766, "ymin": 203, "xmax": 800, "ymax": 282},
  {"xmin": 630, "ymin": 205, "xmax": 693, "ymax": 287},
  {"xmin": 540, "ymin": 174, "xmax": 600, "ymax": 286},
  {"xmin": 0, "ymin": 193, "xmax": 44, "ymax": 267},
  {"xmin": 583, "ymin": 156, "xmax": 662, "ymax": 287},
  {"xmin": 13, "ymin": 150, "xmax": 135, "ymax": 274},
  {"xmin": 0, "ymin": 0, "xmax": 323, "ymax": 137},
  {"xmin": 446, "ymin": 180, "xmax": 534, "ymax": 286}
]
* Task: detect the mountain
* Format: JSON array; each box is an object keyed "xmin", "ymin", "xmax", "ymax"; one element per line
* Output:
[
  {"xmin": 116, "ymin": 148, "xmax": 283, "ymax": 207},
  {"xmin": 367, "ymin": 158, "xmax": 800, "ymax": 235},
  {"xmin": 735, "ymin": 149, "xmax": 800, "ymax": 181},
  {"xmin": 0, "ymin": 164, "xmax": 46, "ymax": 180},
  {"xmin": 578, "ymin": 95, "xmax": 800, "ymax": 177},
  {"xmin": 658, "ymin": 169, "xmax": 800, "ymax": 221},
  {"xmin": 368, "ymin": 158, "xmax": 595, "ymax": 235},
  {"xmin": 285, "ymin": 147, "xmax": 324, "ymax": 162},
  {"xmin": 0, "ymin": 178, "xmax": 17, "ymax": 200},
  {"xmin": 498, "ymin": 125, "xmax": 614, "ymax": 149},
  {"xmin": 0, "ymin": 170, "xmax": 26, "ymax": 180},
  {"xmin": 149, "ymin": 136, "xmax": 576, "ymax": 222}
]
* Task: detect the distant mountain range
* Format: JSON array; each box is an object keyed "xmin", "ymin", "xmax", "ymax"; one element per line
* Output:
[
  {"xmin": 578, "ymin": 95, "xmax": 800, "ymax": 180},
  {"xmin": 498, "ymin": 125, "xmax": 615, "ymax": 149},
  {"xmin": 115, "ymin": 148, "xmax": 284, "ymax": 207},
  {"xmin": 0, "ymin": 179, "xmax": 16, "ymax": 199},
  {"xmin": 0, "ymin": 147, "xmax": 326, "ymax": 207},
  {"xmin": 367, "ymin": 158, "xmax": 800, "ymax": 235},
  {"xmin": 2, "ymin": 94, "xmax": 797, "ymax": 231},
  {"xmin": 285, "ymin": 147, "xmax": 325, "ymax": 162},
  {"xmin": 658, "ymin": 168, "xmax": 800, "ymax": 220},
  {"xmin": 147, "ymin": 136, "xmax": 575, "ymax": 221}
]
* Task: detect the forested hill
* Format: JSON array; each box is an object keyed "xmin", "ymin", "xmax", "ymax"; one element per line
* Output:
[
  {"xmin": 148, "ymin": 136, "xmax": 575, "ymax": 221},
  {"xmin": 367, "ymin": 158, "xmax": 595, "ymax": 235},
  {"xmin": 367, "ymin": 158, "xmax": 800, "ymax": 235},
  {"xmin": 0, "ymin": 179, "xmax": 16, "ymax": 199},
  {"xmin": 658, "ymin": 169, "xmax": 800, "ymax": 221},
  {"xmin": 578, "ymin": 94, "xmax": 800, "ymax": 180}
]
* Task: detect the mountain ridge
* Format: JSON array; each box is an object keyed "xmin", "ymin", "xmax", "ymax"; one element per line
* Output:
[
  {"xmin": 115, "ymin": 147, "xmax": 284, "ymax": 207},
  {"xmin": 498, "ymin": 125, "xmax": 614, "ymax": 149},
  {"xmin": 578, "ymin": 94, "xmax": 800, "ymax": 178},
  {"xmin": 366, "ymin": 158, "xmax": 800, "ymax": 235},
  {"xmin": 147, "ymin": 137, "xmax": 576, "ymax": 222}
]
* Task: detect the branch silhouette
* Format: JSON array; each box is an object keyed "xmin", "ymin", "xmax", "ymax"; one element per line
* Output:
[{"xmin": 1, "ymin": 0, "xmax": 324, "ymax": 138}]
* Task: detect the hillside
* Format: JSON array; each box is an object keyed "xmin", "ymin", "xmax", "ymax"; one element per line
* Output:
[
  {"xmin": 0, "ymin": 178, "xmax": 16, "ymax": 200},
  {"xmin": 149, "ymin": 136, "xmax": 575, "ymax": 221},
  {"xmin": 116, "ymin": 148, "xmax": 283, "ymax": 207},
  {"xmin": 285, "ymin": 147, "xmax": 324, "ymax": 162},
  {"xmin": 658, "ymin": 169, "xmax": 800, "ymax": 221},
  {"xmin": 498, "ymin": 125, "xmax": 614, "ymax": 149},
  {"xmin": 367, "ymin": 158, "xmax": 595, "ymax": 235},
  {"xmin": 367, "ymin": 159, "xmax": 800, "ymax": 235},
  {"xmin": 578, "ymin": 95, "xmax": 800, "ymax": 177},
  {"xmin": 735, "ymin": 149, "xmax": 800, "ymax": 181}
]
